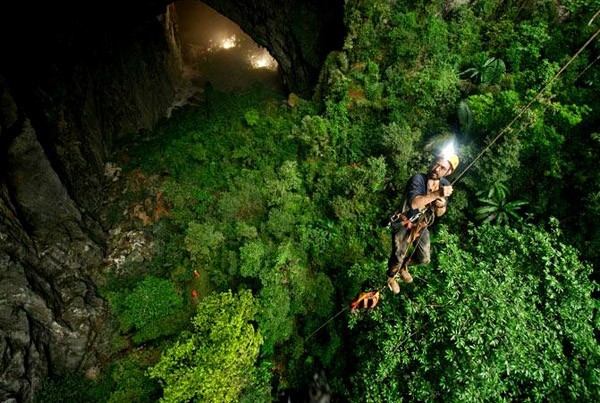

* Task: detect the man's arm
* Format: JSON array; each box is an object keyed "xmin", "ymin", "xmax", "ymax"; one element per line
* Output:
[{"xmin": 411, "ymin": 186, "xmax": 453, "ymax": 212}]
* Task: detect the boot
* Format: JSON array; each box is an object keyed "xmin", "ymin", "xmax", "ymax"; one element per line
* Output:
[
  {"xmin": 387, "ymin": 277, "xmax": 400, "ymax": 294},
  {"xmin": 398, "ymin": 266, "xmax": 413, "ymax": 283}
]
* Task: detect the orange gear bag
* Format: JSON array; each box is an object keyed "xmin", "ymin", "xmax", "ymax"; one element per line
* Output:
[{"xmin": 349, "ymin": 290, "xmax": 380, "ymax": 314}]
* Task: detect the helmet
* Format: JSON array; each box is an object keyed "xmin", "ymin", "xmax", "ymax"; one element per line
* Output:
[{"xmin": 446, "ymin": 154, "xmax": 459, "ymax": 171}]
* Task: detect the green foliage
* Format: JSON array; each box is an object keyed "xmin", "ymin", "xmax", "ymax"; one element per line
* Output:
[
  {"xmin": 457, "ymin": 100, "xmax": 473, "ymax": 134},
  {"xmin": 108, "ymin": 276, "xmax": 185, "ymax": 344},
  {"xmin": 293, "ymin": 115, "xmax": 332, "ymax": 158},
  {"xmin": 447, "ymin": 6, "xmax": 482, "ymax": 57},
  {"xmin": 347, "ymin": 222, "xmax": 600, "ymax": 401},
  {"xmin": 108, "ymin": 355, "xmax": 160, "ymax": 403},
  {"xmin": 184, "ymin": 221, "xmax": 225, "ymax": 263},
  {"xmin": 504, "ymin": 19, "xmax": 551, "ymax": 74},
  {"xmin": 35, "ymin": 371, "xmax": 112, "ymax": 403},
  {"xmin": 238, "ymin": 360, "xmax": 274, "ymax": 403},
  {"xmin": 461, "ymin": 91, "xmax": 524, "ymax": 190},
  {"xmin": 244, "ymin": 109, "xmax": 260, "ymax": 126},
  {"xmin": 330, "ymin": 157, "xmax": 387, "ymax": 221},
  {"xmin": 257, "ymin": 282, "xmax": 293, "ymax": 354},
  {"xmin": 461, "ymin": 56, "xmax": 506, "ymax": 85},
  {"xmin": 380, "ymin": 121, "xmax": 421, "ymax": 180},
  {"xmin": 239, "ymin": 240, "xmax": 267, "ymax": 278},
  {"xmin": 96, "ymin": 1, "xmax": 600, "ymax": 400},
  {"xmin": 149, "ymin": 290, "xmax": 265, "ymax": 403},
  {"xmin": 475, "ymin": 182, "xmax": 528, "ymax": 224}
]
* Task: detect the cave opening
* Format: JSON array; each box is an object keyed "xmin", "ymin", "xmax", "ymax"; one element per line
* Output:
[{"xmin": 173, "ymin": 0, "xmax": 284, "ymax": 99}]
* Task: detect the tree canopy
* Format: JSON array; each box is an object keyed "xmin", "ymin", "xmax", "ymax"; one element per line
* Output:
[
  {"xmin": 148, "ymin": 290, "xmax": 267, "ymax": 402},
  {"xmin": 348, "ymin": 221, "xmax": 599, "ymax": 400}
]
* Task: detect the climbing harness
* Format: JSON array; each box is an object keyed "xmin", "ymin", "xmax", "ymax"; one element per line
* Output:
[
  {"xmin": 385, "ymin": 211, "xmax": 420, "ymax": 229},
  {"xmin": 386, "ymin": 207, "xmax": 434, "ymax": 284}
]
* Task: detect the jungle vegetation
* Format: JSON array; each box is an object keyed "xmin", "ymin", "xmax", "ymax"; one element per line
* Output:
[{"xmin": 37, "ymin": 0, "xmax": 600, "ymax": 401}]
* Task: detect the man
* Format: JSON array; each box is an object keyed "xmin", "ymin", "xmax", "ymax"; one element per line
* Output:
[{"xmin": 386, "ymin": 151, "xmax": 459, "ymax": 294}]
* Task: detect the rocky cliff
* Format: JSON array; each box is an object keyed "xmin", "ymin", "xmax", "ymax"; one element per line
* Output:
[{"xmin": 0, "ymin": 3, "xmax": 181, "ymax": 400}]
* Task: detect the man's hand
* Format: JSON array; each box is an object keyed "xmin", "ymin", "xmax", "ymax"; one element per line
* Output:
[
  {"xmin": 438, "ymin": 185, "xmax": 453, "ymax": 197},
  {"xmin": 412, "ymin": 184, "xmax": 453, "ymax": 211},
  {"xmin": 433, "ymin": 197, "xmax": 447, "ymax": 217}
]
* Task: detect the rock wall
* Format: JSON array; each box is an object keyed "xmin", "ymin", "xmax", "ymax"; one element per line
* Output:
[
  {"xmin": 0, "ymin": 4, "xmax": 182, "ymax": 401},
  {"xmin": 0, "ymin": 116, "xmax": 106, "ymax": 398}
]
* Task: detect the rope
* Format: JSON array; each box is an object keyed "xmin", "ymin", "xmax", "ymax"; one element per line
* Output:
[
  {"xmin": 367, "ymin": 16, "xmax": 600, "ymax": 366},
  {"xmin": 589, "ymin": 9, "xmax": 600, "ymax": 26},
  {"xmin": 305, "ymin": 306, "xmax": 349, "ymax": 340},
  {"xmin": 306, "ymin": 217, "xmax": 428, "ymax": 340},
  {"xmin": 451, "ymin": 20, "xmax": 600, "ymax": 186},
  {"xmin": 575, "ymin": 53, "xmax": 600, "ymax": 82}
]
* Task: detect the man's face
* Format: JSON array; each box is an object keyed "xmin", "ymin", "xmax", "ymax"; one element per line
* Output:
[{"xmin": 428, "ymin": 157, "xmax": 451, "ymax": 180}]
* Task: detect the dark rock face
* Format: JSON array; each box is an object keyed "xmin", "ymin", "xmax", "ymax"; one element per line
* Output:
[
  {"xmin": 0, "ymin": 4, "xmax": 181, "ymax": 401},
  {"xmin": 0, "ymin": 113, "xmax": 106, "ymax": 401},
  {"xmin": 0, "ymin": 1, "xmax": 343, "ymax": 401}
]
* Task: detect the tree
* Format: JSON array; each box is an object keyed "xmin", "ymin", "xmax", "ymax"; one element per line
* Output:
[
  {"xmin": 108, "ymin": 276, "xmax": 185, "ymax": 344},
  {"xmin": 346, "ymin": 221, "xmax": 599, "ymax": 401},
  {"xmin": 148, "ymin": 290, "xmax": 266, "ymax": 403}
]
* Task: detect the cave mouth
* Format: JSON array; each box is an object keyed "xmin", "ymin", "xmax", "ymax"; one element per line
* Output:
[{"xmin": 173, "ymin": 0, "xmax": 284, "ymax": 96}]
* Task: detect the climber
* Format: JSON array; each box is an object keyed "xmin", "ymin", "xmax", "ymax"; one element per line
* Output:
[{"xmin": 386, "ymin": 144, "xmax": 459, "ymax": 294}]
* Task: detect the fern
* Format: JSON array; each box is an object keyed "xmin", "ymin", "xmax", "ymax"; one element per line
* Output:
[
  {"xmin": 475, "ymin": 182, "xmax": 528, "ymax": 224},
  {"xmin": 481, "ymin": 58, "xmax": 506, "ymax": 85}
]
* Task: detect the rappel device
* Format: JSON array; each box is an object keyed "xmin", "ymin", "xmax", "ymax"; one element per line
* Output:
[{"xmin": 384, "ymin": 209, "xmax": 425, "ymax": 229}]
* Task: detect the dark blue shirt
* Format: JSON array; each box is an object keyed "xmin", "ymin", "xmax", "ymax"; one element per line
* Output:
[{"xmin": 403, "ymin": 173, "xmax": 450, "ymax": 219}]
